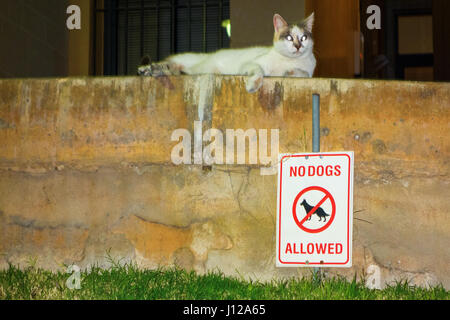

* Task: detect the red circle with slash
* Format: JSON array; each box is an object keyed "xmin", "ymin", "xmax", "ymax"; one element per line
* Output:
[{"xmin": 292, "ymin": 186, "xmax": 336, "ymax": 233}]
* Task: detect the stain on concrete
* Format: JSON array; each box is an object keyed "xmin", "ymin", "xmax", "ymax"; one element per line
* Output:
[
  {"xmin": 111, "ymin": 215, "xmax": 233, "ymax": 272},
  {"xmin": 352, "ymin": 130, "xmax": 372, "ymax": 144},
  {"xmin": 173, "ymin": 173, "xmax": 186, "ymax": 189},
  {"xmin": 372, "ymin": 139, "xmax": 387, "ymax": 154},
  {"xmin": 7, "ymin": 214, "xmax": 87, "ymax": 231},
  {"xmin": 330, "ymin": 79, "xmax": 339, "ymax": 95},
  {"xmin": 352, "ymin": 131, "xmax": 372, "ymax": 144},
  {"xmin": 0, "ymin": 221, "xmax": 89, "ymax": 268},
  {"xmin": 156, "ymin": 75, "xmax": 175, "ymax": 90},
  {"xmin": 258, "ymin": 82, "xmax": 283, "ymax": 111},
  {"xmin": 60, "ymin": 129, "xmax": 77, "ymax": 147},
  {"xmin": 350, "ymin": 245, "xmax": 440, "ymax": 290},
  {"xmin": 360, "ymin": 132, "xmax": 372, "ymax": 143},
  {"xmin": 378, "ymin": 170, "xmax": 396, "ymax": 184},
  {"xmin": 173, "ymin": 247, "xmax": 195, "ymax": 269},
  {"xmin": 0, "ymin": 118, "xmax": 14, "ymax": 129},
  {"xmin": 320, "ymin": 127, "xmax": 330, "ymax": 137},
  {"xmin": 420, "ymin": 87, "xmax": 436, "ymax": 99}
]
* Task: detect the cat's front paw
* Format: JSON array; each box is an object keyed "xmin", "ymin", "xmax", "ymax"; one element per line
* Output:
[
  {"xmin": 137, "ymin": 63, "xmax": 173, "ymax": 77},
  {"xmin": 137, "ymin": 64, "xmax": 152, "ymax": 76},
  {"xmin": 245, "ymin": 74, "xmax": 264, "ymax": 93}
]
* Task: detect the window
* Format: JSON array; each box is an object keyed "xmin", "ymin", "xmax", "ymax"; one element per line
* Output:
[
  {"xmin": 396, "ymin": 13, "xmax": 434, "ymax": 81},
  {"xmin": 95, "ymin": 0, "xmax": 230, "ymax": 75},
  {"xmin": 359, "ymin": 0, "xmax": 437, "ymax": 81}
]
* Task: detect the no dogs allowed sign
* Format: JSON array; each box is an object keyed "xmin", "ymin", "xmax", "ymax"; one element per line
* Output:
[{"xmin": 276, "ymin": 152, "xmax": 354, "ymax": 267}]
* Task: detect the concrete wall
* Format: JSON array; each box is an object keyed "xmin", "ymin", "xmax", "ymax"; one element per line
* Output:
[{"xmin": 0, "ymin": 75, "xmax": 449, "ymax": 289}]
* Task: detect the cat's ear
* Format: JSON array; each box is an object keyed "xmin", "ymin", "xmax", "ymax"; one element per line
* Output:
[
  {"xmin": 303, "ymin": 12, "xmax": 315, "ymax": 33},
  {"xmin": 273, "ymin": 14, "xmax": 288, "ymax": 33},
  {"xmin": 141, "ymin": 55, "xmax": 151, "ymax": 65}
]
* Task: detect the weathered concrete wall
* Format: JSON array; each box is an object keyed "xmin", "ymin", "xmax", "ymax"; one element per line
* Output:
[{"xmin": 0, "ymin": 76, "xmax": 449, "ymax": 289}]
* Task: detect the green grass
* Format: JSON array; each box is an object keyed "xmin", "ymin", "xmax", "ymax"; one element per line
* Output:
[{"xmin": 0, "ymin": 263, "xmax": 448, "ymax": 300}]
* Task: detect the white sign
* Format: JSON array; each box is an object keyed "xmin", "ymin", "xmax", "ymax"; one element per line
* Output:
[{"xmin": 276, "ymin": 152, "xmax": 354, "ymax": 268}]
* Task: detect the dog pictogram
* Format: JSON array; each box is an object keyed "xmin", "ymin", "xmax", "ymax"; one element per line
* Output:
[
  {"xmin": 292, "ymin": 186, "xmax": 336, "ymax": 234},
  {"xmin": 300, "ymin": 199, "xmax": 330, "ymax": 222}
]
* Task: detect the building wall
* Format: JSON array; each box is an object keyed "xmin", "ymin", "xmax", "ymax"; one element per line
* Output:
[
  {"xmin": 433, "ymin": 0, "xmax": 450, "ymax": 81},
  {"xmin": 306, "ymin": 0, "xmax": 360, "ymax": 78},
  {"xmin": 67, "ymin": 0, "xmax": 94, "ymax": 76},
  {"xmin": 0, "ymin": 75, "xmax": 449, "ymax": 289},
  {"xmin": 230, "ymin": 0, "xmax": 306, "ymax": 48},
  {"xmin": 0, "ymin": 0, "xmax": 93, "ymax": 78},
  {"xmin": 0, "ymin": 0, "xmax": 69, "ymax": 78}
]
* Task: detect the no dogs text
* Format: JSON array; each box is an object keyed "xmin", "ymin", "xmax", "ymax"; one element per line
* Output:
[{"xmin": 289, "ymin": 165, "xmax": 341, "ymax": 177}]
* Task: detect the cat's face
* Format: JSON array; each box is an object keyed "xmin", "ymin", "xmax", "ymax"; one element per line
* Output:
[{"xmin": 273, "ymin": 13, "xmax": 314, "ymax": 58}]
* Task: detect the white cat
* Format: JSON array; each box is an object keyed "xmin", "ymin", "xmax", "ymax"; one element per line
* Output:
[{"xmin": 138, "ymin": 13, "xmax": 316, "ymax": 93}]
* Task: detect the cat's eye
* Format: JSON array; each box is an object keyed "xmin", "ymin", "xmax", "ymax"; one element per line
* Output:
[
  {"xmin": 286, "ymin": 35, "xmax": 293, "ymax": 41},
  {"xmin": 301, "ymin": 35, "xmax": 308, "ymax": 42}
]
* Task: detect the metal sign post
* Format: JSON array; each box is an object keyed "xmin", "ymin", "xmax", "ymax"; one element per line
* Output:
[
  {"xmin": 312, "ymin": 94, "xmax": 320, "ymax": 153},
  {"xmin": 312, "ymin": 93, "xmax": 321, "ymax": 282}
]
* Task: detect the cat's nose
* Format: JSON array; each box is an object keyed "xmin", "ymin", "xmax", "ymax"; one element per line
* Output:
[{"xmin": 294, "ymin": 44, "xmax": 301, "ymax": 50}]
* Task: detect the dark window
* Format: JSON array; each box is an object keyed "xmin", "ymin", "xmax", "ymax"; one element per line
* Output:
[
  {"xmin": 359, "ymin": 0, "xmax": 435, "ymax": 81},
  {"xmin": 95, "ymin": 0, "xmax": 230, "ymax": 75},
  {"xmin": 395, "ymin": 12, "xmax": 434, "ymax": 81}
]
